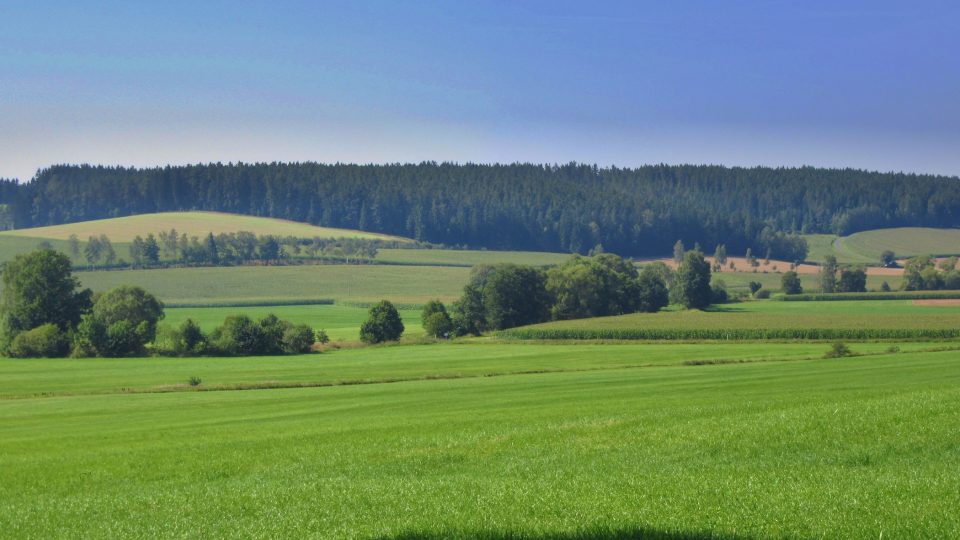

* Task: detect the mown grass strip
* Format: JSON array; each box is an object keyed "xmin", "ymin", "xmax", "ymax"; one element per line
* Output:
[{"xmin": 163, "ymin": 298, "xmax": 335, "ymax": 308}]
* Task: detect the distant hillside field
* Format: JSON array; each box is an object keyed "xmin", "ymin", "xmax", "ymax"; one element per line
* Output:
[
  {"xmin": 805, "ymin": 228, "xmax": 960, "ymax": 264},
  {"xmin": 0, "ymin": 211, "xmax": 412, "ymax": 243}
]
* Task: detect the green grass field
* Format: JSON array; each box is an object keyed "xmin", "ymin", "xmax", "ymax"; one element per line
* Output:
[
  {"xmin": 0, "ymin": 211, "xmax": 411, "ymax": 243},
  {"xmin": 375, "ymin": 248, "xmax": 571, "ymax": 267},
  {"xmin": 162, "ymin": 304, "xmax": 424, "ymax": 342},
  {"xmin": 77, "ymin": 265, "xmax": 470, "ymax": 304},
  {"xmin": 805, "ymin": 227, "xmax": 960, "ymax": 263},
  {"xmin": 2, "ymin": 342, "xmax": 959, "ymax": 537},
  {"xmin": 503, "ymin": 299, "xmax": 960, "ymax": 340}
]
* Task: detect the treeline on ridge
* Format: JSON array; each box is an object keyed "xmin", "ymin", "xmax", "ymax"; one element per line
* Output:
[{"xmin": 2, "ymin": 162, "xmax": 958, "ymax": 258}]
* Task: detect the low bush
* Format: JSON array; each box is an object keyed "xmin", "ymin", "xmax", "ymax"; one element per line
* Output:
[
  {"xmin": 823, "ymin": 342, "xmax": 853, "ymax": 358},
  {"xmin": 282, "ymin": 324, "xmax": 316, "ymax": 354},
  {"xmin": 7, "ymin": 324, "xmax": 70, "ymax": 358},
  {"xmin": 779, "ymin": 291, "xmax": 960, "ymax": 301}
]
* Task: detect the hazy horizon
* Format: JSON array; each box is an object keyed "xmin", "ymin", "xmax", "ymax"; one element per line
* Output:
[{"xmin": 3, "ymin": 1, "xmax": 959, "ymax": 181}]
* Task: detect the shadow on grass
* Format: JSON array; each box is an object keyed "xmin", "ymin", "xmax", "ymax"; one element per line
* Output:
[{"xmin": 378, "ymin": 526, "xmax": 751, "ymax": 540}]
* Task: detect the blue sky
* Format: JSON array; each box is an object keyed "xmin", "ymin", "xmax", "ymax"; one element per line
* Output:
[{"xmin": 1, "ymin": 0, "xmax": 958, "ymax": 180}]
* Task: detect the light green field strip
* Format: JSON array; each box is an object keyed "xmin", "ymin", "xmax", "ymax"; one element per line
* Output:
[
  {"xmin": 375, "ymin": 248, "xmax": 571, "ymax": 267},
  {"xmin": 162, "ymin": 304, "xmax": 423, "ymax": 342},
  {"xmin": 1, "ymin": 347, "xmax": 958, "ymax": 537},
  {"xmin": 0, "ymin": 341, "xmax": 946, "ymax": 399},
  {"xmin": 77, "ymin": 264, "xmax": 471, "ymax": 304},
  {"xmin": 0, "ymin": 211, "xmax": 412, "ymax": 242}
]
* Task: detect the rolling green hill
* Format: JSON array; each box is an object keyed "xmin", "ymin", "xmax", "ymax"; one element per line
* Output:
[
  {"xmin": 0, "ymin": 211, "xmax": 412, "ymax": 243},
  {"xmin": 805, "ymin": 227, "xmax": 960, "ymax": 263}
]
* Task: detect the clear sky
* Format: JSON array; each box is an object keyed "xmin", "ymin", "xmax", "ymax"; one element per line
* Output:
[{"xmin": 1, "ymin": 0, "xmax": 958, "ymax": 181}]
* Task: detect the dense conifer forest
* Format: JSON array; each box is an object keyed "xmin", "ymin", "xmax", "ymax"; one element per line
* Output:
[{"xmin": 1, "ymin": 163, "xmax": 958, "ymax": 257}]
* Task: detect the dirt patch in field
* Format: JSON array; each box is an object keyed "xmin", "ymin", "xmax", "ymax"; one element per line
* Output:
[
  {"xmin": 638, "ymin": 256, "xmax": 903, "ymax": 276},
  {"xmin": 912, "ymin": 299, "xmax": 960, "ymax": 307}
]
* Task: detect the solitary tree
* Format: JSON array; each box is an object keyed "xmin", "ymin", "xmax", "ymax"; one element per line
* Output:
[
  {"xmin": 68, "ymin": 234, "xmax": 81, "ymax": 258},
  {"xmin": 84, "ymin": 235, "xmax": 103, "ymax": 265},
  {"xmin": 880, "ymin": 250, "xmax": 896, "ymax": 267},
  {"xmin": 672, "ymin": 240, "xmax": 685, "ymax": 265},
  {"xmin": 820, "ymin": 255, "xmax": 839, "ymax": 293},
  {"xmin": 838, "ymin": 267, "xmax": 867, "ymax": 293},
  {"xmin": 781, "ymin": 271, "xmax": 803, "ymax": 294},
  {"xmin": 676, "ymin": 250, "xmax": 712, "ymax": 309},
  {"xmin": 143, "ymin": 234, "xmax": 161, "ymax": 264},
  {"xmin": 0, "ymin": 250, "xmax": 92, "ymax": 352},
  {"xmin": 360, "ymin": 300, "xmax": 405, "ymax": 343}
]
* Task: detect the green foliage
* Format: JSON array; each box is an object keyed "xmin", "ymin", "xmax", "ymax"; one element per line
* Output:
[
  {"xmin": 676, "ymin": 250, "xmax": 712, "ymax": 309},
  {"xmin": 421, "ymin": 301, "xmax": 452, "ymax": 338},
  {"xmin": 0, "ymin": 249, "xmax": 92, "ymax": 352},
  {"xmin": 546, "ymin": 254, "xmax": 641, "ymax": 320},
  {"xmin": 188, "ymin": 376, "xmax": 202, "ymax": 387},
  {"xmin": 711, "ymin": 281, "xmax": 729, "ymax": 304},
  {"xmin": 482, "ymin": 265, "xmax": 551, "ymax": 330},
  {"xmin": 75, "ymin": 286, "xmax": 165, "ymax": 357},
  {"xmin": 359, "ymin": 300, "xmax": 405, "ymax": 344},
  {"xmin": 635, "ymin": 267, "xmax": 669, "ymax": 313},
  {"xmin": 748, "ymin": 281, "xmax": 762, "ymax": 295},
  {"xmin": 315, "ymin": 329, "xmax": 330, "ymax": 344},
  {"xmin": 880, "ymin": 250, "xmax": 896, "ymax": 266},
  {"xmin": 6, "ymin": 324, "xmax": 70, "ymax": 358},
  {"xmin": 781, "ymin": 271, "xmax": 803, "ymax": 294},
  {"xmin": 281, "ymin": 324, "xmax": 316, "ymax": 354},
  {"xmin": 500, "ymin": 327, "xmax": 959, "ymax": 341},
  {"xmin": 819, "ymin": 255, "xmax": 839, "ymax": 293},
  {"xmin": 209, "ymin": 315, "xmax": 269, "ymax": 355},
  {"xmin": 838, "ymin": 267, "xmax": 867, "ymax": 293},
  {"xmin": 823, "ymin": 342, "xmax": 854, "ymax": 358}
]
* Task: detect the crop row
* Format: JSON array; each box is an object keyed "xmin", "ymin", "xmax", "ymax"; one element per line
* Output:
[
  {"xmin": 779, "ymin": 291, "xmax": 960, "ymax": 301},
  {"xmin": 497, "ymin": 327, "xmax": 960, "ymax": 341}
]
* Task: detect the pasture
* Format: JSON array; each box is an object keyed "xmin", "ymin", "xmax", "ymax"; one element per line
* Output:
[
  {"xmin": 77, "ymin": 265, "xmax": 470, "ymax": 305},
  {"xmin": 2, "ymin": 343, "xmax": 959, "ymax": 538},
  {"xmin": 0, "ymin": 211, "xmax": 411, "ymax": 242}
]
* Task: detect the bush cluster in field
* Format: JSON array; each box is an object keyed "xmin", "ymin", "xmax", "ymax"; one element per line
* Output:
[{"xmin": 0, "ymin": 249, "xmax": 329, "ymax": 358}]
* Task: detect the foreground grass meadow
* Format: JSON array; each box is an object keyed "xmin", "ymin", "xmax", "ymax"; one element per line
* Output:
[{"xmin": 2, "ymin": 342, "xmax": 959, "ymax": 538}]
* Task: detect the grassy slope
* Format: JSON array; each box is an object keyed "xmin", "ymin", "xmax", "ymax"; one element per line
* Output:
[
  {"xmin": 1, "ymin": 345, "xmax": 958, "ymax": 537},
  {"xmin": 805, "ymin": 228, "xmax": 960, "ymax": 264},
  {"xmin": 513, "ymin": 299, "xmax": 960, "ymax": 333},
  {"xmin": 162, "ymin": 304, "xmax": 423, "ymax": 341},
  {"xmin": 0, "ymin": 211, "xmax": 411, "ymax": 242},
  {"xmin": 77, "ymin": 265, "xmax": 470, "ymax": 304}
]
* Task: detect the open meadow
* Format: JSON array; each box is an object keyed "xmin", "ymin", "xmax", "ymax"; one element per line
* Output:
[{"xmin": 2, "ymin": 341, "xmax": 959, "ymax": 538}]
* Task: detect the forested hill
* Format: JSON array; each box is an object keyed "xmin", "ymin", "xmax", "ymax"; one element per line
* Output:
[{"xmin": 1, "ymin": 163, "xmax": 958, "ymax": 257}]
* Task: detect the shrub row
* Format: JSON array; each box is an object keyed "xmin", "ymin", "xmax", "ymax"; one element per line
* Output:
[
  {"xmin": 778, "ymin": 291, "xmax": 960, "ymax": 301},
  {"xmin": 497, "ymin": 327, "xmax": 960, "ymax": 341}
]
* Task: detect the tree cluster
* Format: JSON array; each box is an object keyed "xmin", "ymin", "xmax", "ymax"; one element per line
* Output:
[
  {"xmin": 5, "ymin": 162, "xmax": 957, "ymax": 258},
  {"xmin": 902, "ymin": 256, "xmax": 960, "ymax": 291},
  {"xmin": 442, "ymin": 254, "xmax": 684, "ymax": 335}
]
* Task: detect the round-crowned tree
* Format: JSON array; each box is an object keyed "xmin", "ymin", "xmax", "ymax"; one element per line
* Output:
[
  {"xmin": 360, "ymin": 300, "xmax": 405, "ymax": 344},
  {"xmin": 77, "ymin": 285, "xmax": 164, "ymax": 357},
  {"xmin": 676, "ymin": 250, "xmax": 712, "ymax": 309},
  {"xmin": 0, "ymin": 249, "xmax": 92, "ymax": 353}
]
